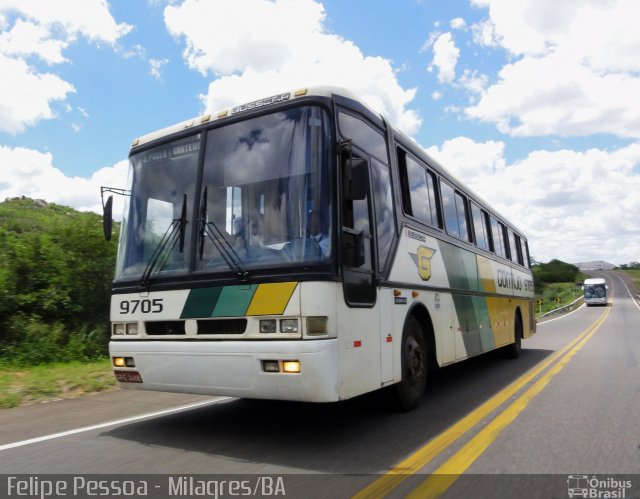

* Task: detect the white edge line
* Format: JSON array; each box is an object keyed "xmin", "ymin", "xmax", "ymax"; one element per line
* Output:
[
  {"xmin": 537, "ymin": 303, "xmax": 585, "ymax": 326},
  {"xmin": 0, "ymin": 397, "xmax": 232, "ymax": 452},
  {"xmin": 614, "ymin": 272, "xmax": 640, "ymax": 312}
]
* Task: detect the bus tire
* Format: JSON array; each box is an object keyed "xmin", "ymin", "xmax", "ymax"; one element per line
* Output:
[
  {"xmin": 504, "ymin": 310, "xmax": 523, "ymax": 359},
  {"xmin": 393, "ymin": 316, "xmax": 427, "ymax": 411}
]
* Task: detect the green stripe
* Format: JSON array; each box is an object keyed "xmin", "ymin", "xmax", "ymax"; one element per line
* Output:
[
  {"xmin": 212, "ymin": 284, "xmax": 258, "ymax": 317},
  {"xmin": 181, "ymin": 287, "xmax": 223, "ymax": 318},
  {"xmin": 472, "ymin": 296, "xmax": 496, "ymax": 351},
  {"xmin": 440, "ymin": 241, "xmax": 480, "ymax": 292}
]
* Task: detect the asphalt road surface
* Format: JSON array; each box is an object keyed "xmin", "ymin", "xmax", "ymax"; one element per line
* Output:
[{"xmin": 1, "ymin": 271, "xmax": 638, "ymax": 498}]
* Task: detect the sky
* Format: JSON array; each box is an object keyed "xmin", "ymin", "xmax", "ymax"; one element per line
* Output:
[{"xmin": 0, "ymin": 0, "xmax": 639, "ymax": 265}]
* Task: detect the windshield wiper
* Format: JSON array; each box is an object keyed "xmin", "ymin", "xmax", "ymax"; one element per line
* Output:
[
  {"xmin": 198, "ymin": 186, "xmax": 249, "ymax": 279},
  {"xmin": 140, "ymin": 194, "xmax": 188, "ymax": 287}
]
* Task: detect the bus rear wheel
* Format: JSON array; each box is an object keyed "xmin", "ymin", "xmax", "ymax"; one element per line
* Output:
[{"xmin": 393, "ymin": 316, "xmax": 427, "ymax": 411}]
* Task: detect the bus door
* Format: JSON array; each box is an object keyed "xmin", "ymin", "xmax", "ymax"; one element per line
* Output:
[
  {"xmin": 338, "ymin": 108, "xmax": 397, "ymax": 385},
  {"xmin": 340, "ymin": 144, "xmax": 375, "ymax": 307}
]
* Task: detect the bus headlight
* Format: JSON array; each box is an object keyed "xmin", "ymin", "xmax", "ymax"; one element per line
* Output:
[
  {"xmin": 260, "ymin": 320, "xmax": 277, "ymax": 334},
  {"xmin": 262, "ymin": 360, "xmax": 280, "ymax": 373},
  {"xmin": 126, "ymin": 323, "xmax": 139, "ymax": 335},
  {"xmin": 280, "ymin": 319, "xmax": 298, "ymax": 333},
  {"xmin": 113, "ymin": 324, "xmax": 125, "ymax": 335}
]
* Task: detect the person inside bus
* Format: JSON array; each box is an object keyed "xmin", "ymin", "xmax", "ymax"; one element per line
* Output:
[{"xmin": 307, "ymin": 210, "xmax": 329, "ymax": 257}]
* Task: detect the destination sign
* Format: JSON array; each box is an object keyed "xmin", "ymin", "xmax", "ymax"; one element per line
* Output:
[{"xmin": 140, "ymin": 137, "xmax": 200, "ymax": 165}]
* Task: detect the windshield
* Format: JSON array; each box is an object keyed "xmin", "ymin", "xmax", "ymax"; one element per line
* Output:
[
  {"xmin": 197, "ymin": 106, "xmax": 332, "ymax": 273},
  {"xmin": 114, "ymin": 105, "xmax": 332, "ymax": 282},
  {"xmin": 115, "ymin": 134, "xmax": 200, "ymax": 281},
  {"xmin": 584, "ymin": 284, "xmax": 606, "ymax": 298}
]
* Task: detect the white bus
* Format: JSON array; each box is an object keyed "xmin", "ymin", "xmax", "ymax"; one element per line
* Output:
[
  {"xmin": 104, "ymin": 86, "xmax": 535, "ymax": 410},
  {"xmin": 583, "ymin": 277, "xmax": 607, "ymax": 306}
]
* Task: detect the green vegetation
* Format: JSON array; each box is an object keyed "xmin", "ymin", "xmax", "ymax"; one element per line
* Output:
[
  {"xmin": 0, "ymin": 360, "xmax": 116, "ymax": 408},
  {"xmin": 532, "ymin": 259, "xmax": 587, "ymax": 315},
  {"xmin": 0, "ymin": 197, "xmax": 118, "ymax": 367},
  {"xmin": 616, "ymin": 262, "xmax": 640, "ymax": 270}
]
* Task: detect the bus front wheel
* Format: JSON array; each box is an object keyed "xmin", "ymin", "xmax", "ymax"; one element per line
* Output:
[{"xmin": 393, "ymin": 316, "xmax": 427, "ymax": 411}]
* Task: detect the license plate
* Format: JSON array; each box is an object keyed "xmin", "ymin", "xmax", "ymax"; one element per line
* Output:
[{"xmin": 114, "ymin": 370, "xmax": 143, "ymax": 383}]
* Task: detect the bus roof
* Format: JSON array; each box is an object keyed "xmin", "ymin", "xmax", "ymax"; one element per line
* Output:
[
  {"xmin": 130, "ymin": 86, "xmax": 368, "ymax": 149},
  {"xmin": 583, "ymin": 278, "xmax": 606, "ymax": 285},
  {"xmin": 129, "ymin": 85, "xmax": 527, "ymax": 237}
]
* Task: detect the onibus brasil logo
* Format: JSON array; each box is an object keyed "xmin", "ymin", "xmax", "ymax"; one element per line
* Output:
[{"xmin": 567, "ymin": 475, "xmax": 633, "ymax": 498}]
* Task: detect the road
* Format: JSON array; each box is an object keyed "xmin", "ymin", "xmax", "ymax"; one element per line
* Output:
[{"xmin": 0, "ymin": 271, "xmax": 638, "ymax": 498}]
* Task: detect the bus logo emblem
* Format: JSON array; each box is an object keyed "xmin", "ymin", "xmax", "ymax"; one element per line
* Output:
[{"xmin": 416, "ymin": 246, "xmax": 436, "ymax": 281}]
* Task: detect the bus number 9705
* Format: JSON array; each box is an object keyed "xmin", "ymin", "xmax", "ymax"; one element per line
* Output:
[{"xmin": 119, "ymin": 299, "xmax": 164, "ymax": 314}]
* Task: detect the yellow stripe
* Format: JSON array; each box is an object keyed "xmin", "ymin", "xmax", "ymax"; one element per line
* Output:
[
  {"xmin": 476, "ymin": 255, "xmax": 496, "ymax": 293},
  {"xmin": 353, "ymin": 305, "xmax": 610, "ymax": 499},
  {"xmin": 245, "ymin": 282, "xmax": 297, "ymax": 316},
  {"xmin": 408, "ymin": 304, "xmax": 611, "ymax": 498}
]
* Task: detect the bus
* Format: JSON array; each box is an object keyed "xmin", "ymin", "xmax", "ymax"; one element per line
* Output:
[
  {"xmin": 583, "ymin": 277, "xmax": 607, "ymax": 306},
  {"xmin": 103, "ymin": 86, "xmax": 535, "ymax": 410}
]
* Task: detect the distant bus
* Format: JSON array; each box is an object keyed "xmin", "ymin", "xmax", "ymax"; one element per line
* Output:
[
  {"xmin": 103, "ymin": 86, "xmax": 535, "ymax": 410},
  {"xmin": 583, "ymin": 277, "xmax": 607, "ymax": 306}
]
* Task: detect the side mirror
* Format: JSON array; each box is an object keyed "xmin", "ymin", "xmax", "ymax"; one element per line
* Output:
[
  {"xmin": 343, "ymin": 156, "xmax": 368, "ymax": 201},
  {"xmin": 103, "ymin": 195, "xmax": 113, "ymax": 241}
]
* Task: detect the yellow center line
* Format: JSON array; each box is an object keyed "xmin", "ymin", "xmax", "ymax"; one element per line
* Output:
[
  {"xmin": 407, "ymin": 303, "xmax": 612, "ymax": 499},
  {"xmin": 354, "ymin": 300, "xmax": 611, "ymax": 499}
]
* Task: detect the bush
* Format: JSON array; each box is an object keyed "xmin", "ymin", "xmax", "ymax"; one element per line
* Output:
[
  {"xmin": 533, "ymin": 259, "xmax": 579, "ymax": 284},
  {"xmin": 1, "ymin": 315, "xmax": 109, "ymax": 367}
]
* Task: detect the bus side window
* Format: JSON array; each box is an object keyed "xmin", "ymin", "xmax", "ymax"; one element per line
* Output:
[
  {"xmin": 441, "ymin": 181, "xmax": 459, "ymax": 237},
  {"xmin": 398, "ymin": 149, "xmax": 440, "ymax": 229},
  {"xmin": 454, "ymin": 192, "xmax": 471, "ymax": 242},
  {"xmin": 490, "ymin": 216, "xmax": 506, "ymax": 258},
  {"xmin": 507, "ymin": 228, "xmax": 518, "ymax": 263},
  {"xmin": 514, "ymin": 233, "xmax": 525, "ymax": 266},
  {"xmin": 470, "ymin": 201, "xmax": 490, "ymax": 251},
  {"xmin": 522, "ymin": 239, "xmax": 531, "ymax": 268},
  {"xmin": 441, "ymin": 179, "xmax": 470, "ymax": 241}
]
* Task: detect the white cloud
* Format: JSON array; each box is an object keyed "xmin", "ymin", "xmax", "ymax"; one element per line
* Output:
[
  {"xmin": 164, "ymin": 0, "xmax": 421, "ymax": 136},
  {"xmin": 459, "ymin": 69, "xmax": 488, "ymax": 99},
  {"xmin": 0, "ymin": 145, "xmax": 129, "ymax": 215},
  {"xmin": 121, "ymin": 44, "xmax": 146, "ymax": 60},
  {"xmin": 425, "ymin": 137, "xmax": 505, "ymax": 182},
  {"xmin": 0, "ymin": 0, "xmax": 132, "ymax": 45},
  {"xmin": 149, "ymin": 57, "xmax": 169, "ymax": 80},
  {"xmin": 429, "ymin": 32, "xmax": 459, "ymax": 84},
  {"xmin": 467, "ymin": 0, "xmax": 640, "ymax": 139},
  {"xmin": 450, "ymin": 18, "xmax": 466, "ymax": 30},
  {"xmin": 426, "ymin": 137, "xmax": 640, "ymax": 264},
  {"xmin": 0, "ymin": 53, "xmax": 75, "ymax": 134},
  {"xmin": 0, "ymin": 0, "xmax": 131, "ymax": 134},
  {"xmin": 471, "ymin": 18, "xmax": 497, "ymax": 48},
  {"xmin": 0, "ymin": 19, "xmax": 68, "ymax": 64},
  {"xmin": 431, "ymin": 91, "xmax": 442, "ymax": 101}
]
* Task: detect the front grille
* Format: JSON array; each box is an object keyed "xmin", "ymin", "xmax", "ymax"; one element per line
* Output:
[
  {"xmin": 197, "ymin": 319, "xmax": 247, "ymax": 335},
  {"xmin": 145, "ymin": 321, "xmax": 185, "ymax": 335}
]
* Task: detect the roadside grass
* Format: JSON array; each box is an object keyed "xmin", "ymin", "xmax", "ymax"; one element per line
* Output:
[
  {"xmin": 0, "ymin": 359, "xmax": 116, "ymax": 409},
  {"xmin": 618, "ymin": 269, "xmax": 640, "ymax": 294},
  {"xmin": 535, "ymin": 281, "xmax": 584, "ymax": 316}
]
